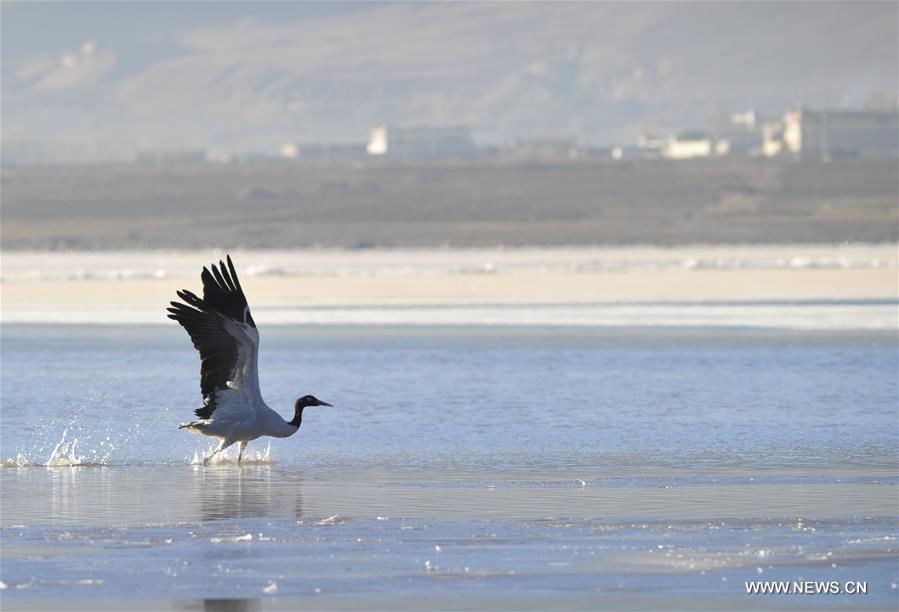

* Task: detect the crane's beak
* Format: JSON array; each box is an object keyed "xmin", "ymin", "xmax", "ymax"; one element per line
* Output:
[{"xmin": 318, "ymin": 400, "xmax": 333, "ymax": 407}]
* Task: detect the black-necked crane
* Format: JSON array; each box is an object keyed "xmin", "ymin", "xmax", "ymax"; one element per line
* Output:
[{"xmin": 167, "ymin": 255, "xmax": 330, "ymax": 464}]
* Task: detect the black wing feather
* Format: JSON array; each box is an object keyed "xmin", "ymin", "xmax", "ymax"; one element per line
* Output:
[
  {"xmin": 200, "ymin": 255, "xmax": 255, "ymax": 327},
  {"xmin": 167, "ymin": 255, "xmax": 256, "ymax": 419}
]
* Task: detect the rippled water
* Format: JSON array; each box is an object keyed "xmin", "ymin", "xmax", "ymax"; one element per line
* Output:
[
  {"xmin": 3, "ymin": 325, "xmax": 897, "ymax": 469},
  {"xmin": 1, "ymin": 325, "xmax": 897, "ymax": 609}
]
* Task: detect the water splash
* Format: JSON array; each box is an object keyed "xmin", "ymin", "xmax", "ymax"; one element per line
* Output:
[
  {"xmin": 46, "ymin": 428, "xmax": 87, "ymax": 465},
  {"xmin": 4, "ymin": 427, "xmax": 274, "ymax": 467},
  {"xmin": 2, "ymin": 428, "xmax": 113, "ymax": 467},
  {"xmin": 2, "ymin": 453, "xmax": 36, "ymax": 468},
  {"xmin": 189, "ymin": 441, "xmax": 273, "ymax": 466}
]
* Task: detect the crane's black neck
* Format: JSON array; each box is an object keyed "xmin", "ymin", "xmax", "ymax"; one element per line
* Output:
[{"xmin": 288, "ymin": 406, "xmax": 304, "ymax": 429}]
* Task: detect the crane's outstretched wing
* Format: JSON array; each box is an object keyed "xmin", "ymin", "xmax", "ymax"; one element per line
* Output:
[{"xmin": 167, "ymin": 255, "xmax": 261, "ymax": 419}]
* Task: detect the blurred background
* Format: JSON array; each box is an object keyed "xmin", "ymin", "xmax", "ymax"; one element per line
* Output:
[
  {"xmin": 1, "ymin": 1, "xmax": 897, "ymax": 250},
  {"xmin": 1, "ymin": 1, "xmax": 896, "ymax": 326}
]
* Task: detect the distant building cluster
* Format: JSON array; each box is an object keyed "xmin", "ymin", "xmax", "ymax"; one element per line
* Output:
[
  {"xmin": 355, "ymin": 107, "xmax": 898, "ymax": 163},
  {"xmin": 4, "ymin": 105, "xmax": 896, "ymax": 166},
  {"xmin": 634, "ymin": 107, "xmax": 898, "ymax": 162}
]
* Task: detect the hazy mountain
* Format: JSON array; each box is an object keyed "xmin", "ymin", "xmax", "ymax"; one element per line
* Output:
[{"xmin": 2, "ymin": 1, "xmax": 896, "ymax": 161}]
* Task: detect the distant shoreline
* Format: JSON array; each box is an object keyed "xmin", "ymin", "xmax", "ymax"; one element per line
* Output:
[
  {"xmin": 2, "ymin": 158, "xmax": 897, "ymax": 249},
  {"xmin": 2, "ymin": 245, "xmax": 895, "ymax": 328}
]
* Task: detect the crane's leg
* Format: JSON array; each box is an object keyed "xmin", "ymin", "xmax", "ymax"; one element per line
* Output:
[
  {"xmin": 203, "ymin": 439, "xmax": 235, "ymax": 466},
  {"xmin": 237, "ymin": 441, "xmax": 248, "ymax": 465}
]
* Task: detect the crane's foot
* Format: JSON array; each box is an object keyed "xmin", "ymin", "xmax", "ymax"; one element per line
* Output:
[
  {"xmin": 203, "ymin": 445, "xmax": 223, "ymax": 466},
  {"xmin": 202, "ymin": 440, "xmax": 235, "ymax": 466}
]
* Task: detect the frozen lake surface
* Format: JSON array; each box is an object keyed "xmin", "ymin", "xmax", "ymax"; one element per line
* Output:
[{"xmin": 1, "ymin": 325, "xmax": 897, "ymax": 610}]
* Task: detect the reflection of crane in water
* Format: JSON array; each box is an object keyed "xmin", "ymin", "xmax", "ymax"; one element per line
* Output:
[
  {"xmin": 168, "ymin": 256, "xmax": 331, "ymax": 464},
  {"xmin": 203, "ymin": 598, "xmax": 261, "ymax": 612},
  {"xmin": 198, "ymin": 465, "xmax": 304, "ymax": 522}
]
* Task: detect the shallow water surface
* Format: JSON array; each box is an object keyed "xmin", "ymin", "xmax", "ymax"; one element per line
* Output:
[{"xmin": 1, "ymin": 325, "xmax": 897, "ymax": 609}]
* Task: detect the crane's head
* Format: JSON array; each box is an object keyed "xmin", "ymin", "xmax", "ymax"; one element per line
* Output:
[{"xmin": 295, "ymin": 395, "xmax": 332, "ymax": 409}]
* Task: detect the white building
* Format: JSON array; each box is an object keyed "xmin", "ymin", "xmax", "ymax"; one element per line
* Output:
[
  {"xmin": 662, "ymin": 132, "xmax": 712, "ymax": 160},
  {"xmin": 366, "ymin": 126, "xmax": 476, "ymax": 158},
  {"xmin": 761, "ymin": 121, "xmax": 784, "ymax": 157}
]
